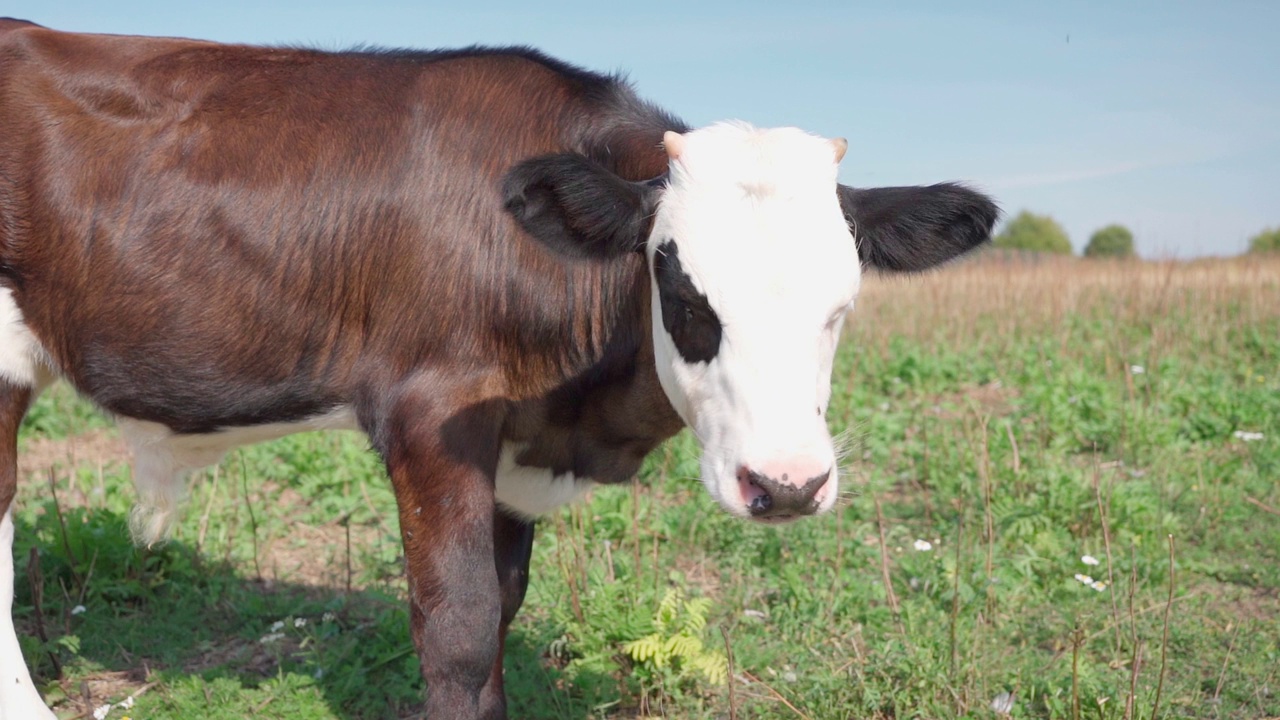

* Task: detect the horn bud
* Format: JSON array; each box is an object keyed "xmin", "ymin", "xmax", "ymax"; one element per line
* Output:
[
  {"xmin": 831, "ymin": 137, "xmax": 848, "ymax": 164},
  {"xmin": 663, "ymin": 131, "xmax": 685, "ymax": 160}
]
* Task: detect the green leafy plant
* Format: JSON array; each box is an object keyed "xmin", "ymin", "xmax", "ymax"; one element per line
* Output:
[{"xmin": 624, "ymin": 588, "xmax": 727, "ymax": 690}]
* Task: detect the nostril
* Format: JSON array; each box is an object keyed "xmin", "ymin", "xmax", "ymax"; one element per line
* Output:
[
  {"xmin": 739, "ymin": 464, "xmax": 831, "ymax": 517},
  {"xmin": 749, "ymin": 488, "xmax": 772, "ymax": 513},
  {"xmin": 737, "ymin": 466, "xmax": 774, "ymax": 514}
]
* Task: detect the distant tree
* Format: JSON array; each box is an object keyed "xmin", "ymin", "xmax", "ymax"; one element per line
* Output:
[
  {"xmin": 1248, "ymin": 227, "xmax": 1280, "ymax": 254},
  {"xmin": 1084, "ymin": 224, "xmax": 1135, "ymax": 258},
  {"xmin": 992, "ymin": 211, "xmax": 1073, "ymax": 255}
]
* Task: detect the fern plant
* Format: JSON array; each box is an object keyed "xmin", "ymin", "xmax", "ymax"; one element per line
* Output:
[{"xmin": 623, "ymin": 588, "xmax": 728, "ymax": 691}]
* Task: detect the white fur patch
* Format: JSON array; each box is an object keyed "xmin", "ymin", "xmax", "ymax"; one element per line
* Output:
[
  {"xmin": 0, "ymin": 288, "xmax": 53, "ymax": 390},
  {"xmin": 494, "ymin": 443, "xmax": 592, "ymax": 519},
  {"xmin": 122, "ymin": 406, "xmax": 358, "ymax": 544},
  {"xmin": 0, "ymin": 510, "xmax": 58, "ymax": 719},
  {"xmin": 648, "ymin": 123, "xmax": 855, "ymax": 518}
]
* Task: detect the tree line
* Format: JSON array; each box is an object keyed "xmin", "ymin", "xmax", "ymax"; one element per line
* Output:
[{"xmin": 992, "ymin": 210, "xmax": 1279, "ymax": 257}]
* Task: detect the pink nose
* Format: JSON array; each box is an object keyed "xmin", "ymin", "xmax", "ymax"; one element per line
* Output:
[{"xmin": 736, "ymin": 461, "xmax": 831, "ymax": 518}]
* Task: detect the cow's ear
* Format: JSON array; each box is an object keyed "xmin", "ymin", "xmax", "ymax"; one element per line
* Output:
[
  {"xmin": 503, "ymin": 153, "xmax": 661, "ymax": 260},
  {"xmin": 837, "ymin": 183, "xmax": 999, "ymax": 272}
]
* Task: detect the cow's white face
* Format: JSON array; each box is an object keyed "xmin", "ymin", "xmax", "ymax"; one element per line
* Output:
[
  {"xmin": 503, "ymin": 119, "xmax": 997, "ymax": 524},
  {"xmin": 647, "ymin": 124, "xmax": 855, "ymax": 522}
]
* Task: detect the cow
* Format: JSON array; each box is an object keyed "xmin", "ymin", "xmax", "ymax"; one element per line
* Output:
[{"xmin": 0, "ymin": 18, "xmax": 998, "ymax": 719}]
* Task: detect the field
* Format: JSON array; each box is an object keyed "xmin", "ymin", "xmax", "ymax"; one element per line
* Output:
[{"xmin": 9, "ymin": 255, "xmax": 1280, "ymax": 719}]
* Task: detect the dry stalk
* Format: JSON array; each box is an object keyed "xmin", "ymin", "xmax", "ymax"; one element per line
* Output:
[
  {"xmin": 1212, "ymin": 621, "xmax": 1241, "ymax": 704},
  {"xmin": 1092, "ymin": 455, "xmax": 1123, "ymax": 656},
  {"xmin": 721, "ymin": 626, "xmax": 738, "ymax": 720},
  {"xmin": 25, "ymin": 547, "xmax": 62, "ymax": 677},
  {"xmin": 47, "ymin": 468, "xmax": 83, "ymax": 594},
  {"xmin": 1123, "ymin": 543, "xmax": 1141, "ymax": 720},
  {"xmin": 948, "ymin": 505, "xmax": 965, "ymax": 679},
  {"xmin": 1004, "ymin": 421, "xmax": 1020, "ymax": 476},
  {"xmin": 1071, "ymin": 624, "xmax": 1084, "ymax": 720},
  {"xmin": 872, "ymin": 493, "xmax": 901, "ymax": 621},
  {"xmin": 1244, "ymin": 495, "xmax": 1280, "ymax": 516},
  {"xmin": 741, "ymin": 670, "xmax": 813, "ymax": 720},
  {"xmin": 1149, "ymin": 535, "xmax": 1175, "ymax": 720}
]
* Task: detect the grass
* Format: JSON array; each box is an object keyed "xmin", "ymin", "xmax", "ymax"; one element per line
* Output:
[{"xmin": 9, "ymin": 254, "xmax": 1280, "ymax": 719}]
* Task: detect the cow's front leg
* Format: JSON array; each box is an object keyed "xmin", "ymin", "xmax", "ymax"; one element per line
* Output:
[
  {"xmin": 478, "ymin": 511, "xmax": 535, "ymax": 719},
  {"xmin": 382, "ymin": 396, "xmax": 503, "ymax": 719}
]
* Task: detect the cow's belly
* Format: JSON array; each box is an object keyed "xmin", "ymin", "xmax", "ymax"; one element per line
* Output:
[{"xmin": 494, "ymin": 443, "xmax": 593, "ymax": 519}]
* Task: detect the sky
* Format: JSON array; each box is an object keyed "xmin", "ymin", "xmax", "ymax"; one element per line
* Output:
[{"xmin": 9, "ymin": 1, "xmax": 1279, "ymax": 258}]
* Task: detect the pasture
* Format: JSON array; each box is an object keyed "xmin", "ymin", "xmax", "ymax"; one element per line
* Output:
[{"xmin": 10, "ymin": 255, "xmax": 1279, "ymax": 719}]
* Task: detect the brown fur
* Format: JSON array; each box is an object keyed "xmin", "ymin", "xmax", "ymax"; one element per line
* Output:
[{"xmin": 0, "ymin": 21, "xmax": 684, "ymax": 718}]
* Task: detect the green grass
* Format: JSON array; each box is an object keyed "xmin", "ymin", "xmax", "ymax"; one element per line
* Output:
[{"xmin": 10, "ymin": 257, "xmax": 1280, "ymax": 719}]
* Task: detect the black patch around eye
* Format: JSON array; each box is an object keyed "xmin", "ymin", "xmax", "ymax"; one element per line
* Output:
[{"xmin": 653, "ymin": 239, "xmax": 722, "ymax": 363}]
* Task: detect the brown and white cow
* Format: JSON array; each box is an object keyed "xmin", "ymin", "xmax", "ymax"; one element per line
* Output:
[{"xmin": 0, "ymin": 19, "xmax": 997, "ymax": 719}]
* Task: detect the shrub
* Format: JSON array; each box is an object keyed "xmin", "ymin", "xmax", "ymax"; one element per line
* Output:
[
  {"xmin": 1084, "ymin": 224, "xmax": 1135, "ymax": 258},
  {"xmin": 1248, "ymin": 227, "xmax": 1280, "ymax": 253},
  {"xmin": 993, "ymin": 211, "xmax": 1073, "ymax": 255}
]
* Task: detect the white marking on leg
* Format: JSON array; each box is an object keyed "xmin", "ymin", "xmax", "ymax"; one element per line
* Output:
[
  {"xmin": 494, "ymin": 443, "xmax": 593, "ymax": 519},
  {"xmin": 0, "ymin": 510, "xmax": 58, "ymax": 719}
]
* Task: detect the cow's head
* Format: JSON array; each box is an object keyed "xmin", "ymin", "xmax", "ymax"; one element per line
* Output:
[{"xmin": 504, "ymin": 122, "xmax": 997, "ymax": 522}]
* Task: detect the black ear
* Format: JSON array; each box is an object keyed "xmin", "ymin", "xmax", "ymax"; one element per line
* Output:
[
  {"xmin": 837, "ymin": 183, "xmax": 999, "ymax": 272},
  {"xmin": 502, "ymin": 152, "xmax": 662, "ymax": 260}
]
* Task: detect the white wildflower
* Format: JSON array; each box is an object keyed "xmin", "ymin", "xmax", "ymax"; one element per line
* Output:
[
  {"xmin": 269, "ymin": 620, "xmax": 285, "ymax": 632},
  {"xmin": 71, "ymin": 605, "xmax": 87, "ymax": 615},
  {"xmin": 1081, "ymin": 555, "xmax": 1100, "ymax": 566},
  {"xmin": 259, "ymin": 632, "xmax": 285, "ymax": 644},
  {"xmin": 93, "ymin": 704, "xmax": 112, "ymax": 720},
  {"xmin": 120, "ymin": 696, "xmax": 135, "ymax": 709},
  {"xmin": 1074, "ymin": 574, "xmax": 1094, "ymax": 585},
  {"xmin": 991, "ymin": 691, "xmax": 1015, "ymax": 715},
  {"xmin": 913, "ymin": 539, "xmax": 933, "ymax": 552},
  {"xmin": 1233, "ymin": 430, "xmax": 1264, "ymax": 442},
  {"xmin": 322, "ymin": 611, "xmax": 337, "ymax": 623},
  {"xmin": 1130, "ymin": 365, "xmax": 1145, "ymax": 374},
  {"xmin": 1092, "ymin": 580, "xmax": 1108, "ymax": 592},
  {"xmin": 294, "ymin": 617, "xmax": 307, "ymax": 628}
]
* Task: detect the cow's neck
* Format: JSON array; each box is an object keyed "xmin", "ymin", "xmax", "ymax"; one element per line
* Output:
[{"xmin": 499, "ymin": 253, "xmax": 684, "ymax": 486}]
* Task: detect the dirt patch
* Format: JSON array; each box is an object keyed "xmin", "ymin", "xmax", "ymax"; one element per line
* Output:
[
  {"xmin": 927, "ymin": 380, "xmax": 1018, "ymax": 420},
  {"xmin": 258, "ymin": 518, "xmax": 394, "ymax": 591},
  {"xmin": 47, "ymin": 669, "xmax": 153, "ymax": 718},
  {"xmin": 18, "ymin": 429, "xmax": 130, "ymax": 481},
  {"xmin": 181, "ymin": 633, "xmax": 307, "ymax": 677}
]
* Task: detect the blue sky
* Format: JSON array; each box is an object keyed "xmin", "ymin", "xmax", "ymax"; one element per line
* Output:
[{"xmin": 11, "ymin": 1, "xmax": 1279, "ymax": 257}]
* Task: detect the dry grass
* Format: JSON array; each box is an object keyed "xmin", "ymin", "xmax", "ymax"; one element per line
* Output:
[{"xmin": 855, "ymin": 254, "xmax": 1280, "ymax": 349}]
